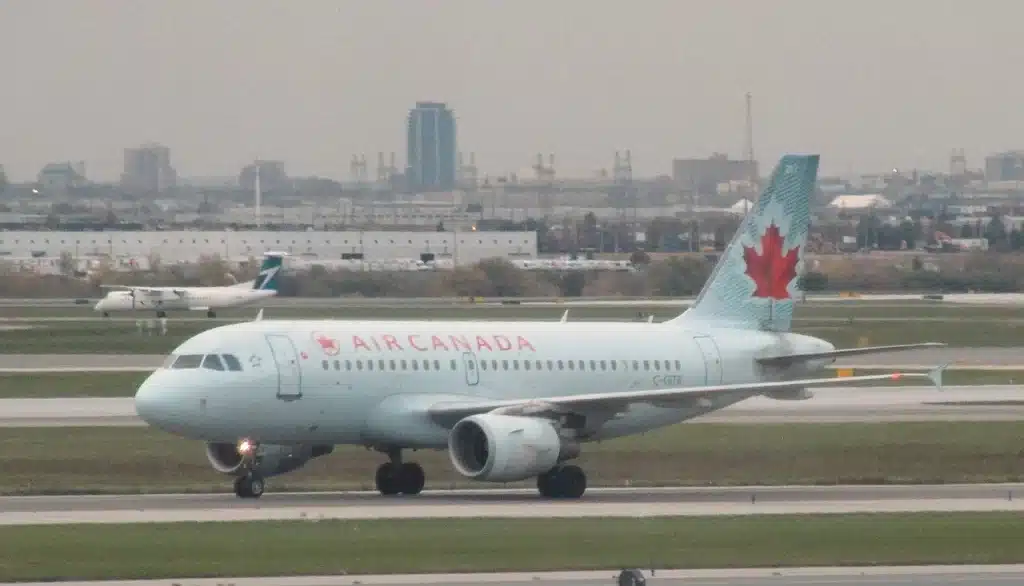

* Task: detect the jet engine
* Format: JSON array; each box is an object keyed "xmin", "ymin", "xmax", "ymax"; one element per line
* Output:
[
  {"xmin": 447, "ymin": 414, "xmax": 579, "ymax": 483},
  {"xmin": 205, "ymin": 442, "xmax": 334, "ymax": 477}
]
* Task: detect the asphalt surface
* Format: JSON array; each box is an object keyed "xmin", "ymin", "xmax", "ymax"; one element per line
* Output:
[
  {"xmin": 8, "ymin": 566, "xmax": 1024, "ymax": 586},
  {"xmin": 6, "ymin": 484, "xmax": 1024, "ymax": 525}
]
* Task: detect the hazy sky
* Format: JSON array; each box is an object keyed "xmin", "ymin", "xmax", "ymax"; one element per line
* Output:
[{"xmin": 2, "ymin": 0, "xmax": 1023, "ymax": 182}]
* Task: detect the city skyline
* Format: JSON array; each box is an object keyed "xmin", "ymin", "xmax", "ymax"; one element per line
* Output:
[{"xmin": 2, "ymin": 0, "xmax": 1024, "ymax": 182}]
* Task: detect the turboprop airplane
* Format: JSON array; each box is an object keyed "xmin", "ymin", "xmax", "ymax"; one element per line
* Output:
[
  {"xmin": 133, "ymin": 154, "xmax": 947, "ymax": 500},
  {"xmin": 93, "ymin": 253, "xmax": 284, "ymax": 318}
]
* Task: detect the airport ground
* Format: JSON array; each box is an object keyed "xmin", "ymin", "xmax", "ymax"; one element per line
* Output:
[
  {"xmin": 3, "ymin": 298, "xmax": 1024, "ymax": 353},
  {"xmin": 6, "ymin": 297, "xmax": 1024, "ymax": 583}
]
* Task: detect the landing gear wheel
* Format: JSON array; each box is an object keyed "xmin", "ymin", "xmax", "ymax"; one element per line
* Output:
[
  {"xmin": 375, "ymin": 462, "xmax": 400, "ymax": 496},
  {"xmin": 207, "ymin": 310, "xmax": 216, "ymax": 318},
  {"xmin": 375, "ymin": 462, "xmax": 426, "ymax": 495},
  {"xmin": 537, "ymin": 465, "xmax": 587, "ymax": 499},
  {"xmin": 233, "ymin": 474, "xmax": 265, "ymax": 499},
  {"xmin": 156, "ymin": 310, "xmax": 167, "ymax": 318},
  {"xmin": 102, "ymin": 312, "xmax": 110, "ymax": 318},
  {"xmin": 397, "ymin": 462, "xmax": 425, "ymax": 495}
]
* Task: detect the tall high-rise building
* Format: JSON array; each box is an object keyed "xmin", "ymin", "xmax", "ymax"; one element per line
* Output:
[
  {"xmin": 121, "ymin": 143, "xmax": 177, "ymax": 194},
  {"xmin": 406, "ymin": 101, "xmax": 456, "ymax": 192}
]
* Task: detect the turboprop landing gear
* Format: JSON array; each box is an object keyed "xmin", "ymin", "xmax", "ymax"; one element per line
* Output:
[
  {"xmin": 207, "ymin": 310, "xmax": 216, "ymax": 318},
  {"xmin": 233, "ymin": 473, "xmax": 265, "ymax": 499},
  {"xmin": 537, "ymin": 465, "xmax": 587, "ymax": 499},
  {"xmin": 374, "ymin": 448, "xmax": 425, "ymax": 496}
]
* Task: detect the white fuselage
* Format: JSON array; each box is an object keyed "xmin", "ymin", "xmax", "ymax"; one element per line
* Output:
[
  {"xmin": 94, "ymin": 286, "xmax": 277, "ymax": 313},
  {"xmin": 134, "ymin": 319, "xmax": 835, "ymax": 447}
]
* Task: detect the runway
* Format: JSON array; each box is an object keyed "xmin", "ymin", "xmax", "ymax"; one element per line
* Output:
[
  {"xmin": 4, "ymin": 483, "xmax": 1024, "ymax": 525},
  {"xmin": 8, "ymin": 565, "xmax": 1024, "ymax": 586},
  {"xmin": 3, "ymin": 385, "xmax": 1023, "ymax": 427}
]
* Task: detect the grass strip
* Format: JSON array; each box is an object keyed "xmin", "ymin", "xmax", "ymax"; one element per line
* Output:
[
  {"xmin": 3, "ymin": 513, "xmax": 1024, "ymax": 581},
  {"xmin": 0, "ymin": 372, "xmax": 149, "ymax": 398},
  {"xmin": 5, "ymin": 422, "xmax": 1024, "ymax": 495}
]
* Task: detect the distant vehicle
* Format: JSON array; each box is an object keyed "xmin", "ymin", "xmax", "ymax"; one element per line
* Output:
[
  {"xmin": 93, "ymin": 253, "xmax": 284, "ymax": 318},
  {"xmin": 132, "ymin": 156, "xmax": 945, "ymax": 500}
]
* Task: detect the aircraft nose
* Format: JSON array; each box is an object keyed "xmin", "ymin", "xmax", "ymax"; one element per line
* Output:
[{"xmin": 134, "ymin": 377, "xmax": 179, "ymax": 430}]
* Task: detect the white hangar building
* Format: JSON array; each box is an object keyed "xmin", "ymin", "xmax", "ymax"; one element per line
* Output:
[{"xmin": 0, "ymin": 230, "xmax": 538, "ymax": 266}]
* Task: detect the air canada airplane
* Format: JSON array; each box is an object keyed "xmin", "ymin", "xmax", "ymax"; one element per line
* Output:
[
  {"xmin": 94, "ymin": 253, "xmax": 284, "ymax": 318},
  {"xmin": 134, "ymin": 154, "xmax": 946, "ymax": 500}
]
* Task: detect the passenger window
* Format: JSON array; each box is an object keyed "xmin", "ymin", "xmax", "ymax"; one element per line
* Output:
[
  {"xmin": 481, "ymin": 360, "xmax": 488, "ymax": 370},
  {"xmin": 345, "ymin": 360, "xmax": 352, "ymax": 371},
  {"xmin": 423, "ymin": 360, "xmax": 430, "ymax": 371},
  {"xmin": 535, "ymin": 360, "xmax": 543, "ymax": 370},
  {"xmin": 557, "ymin": 360, "xmax": 564, "ymax": 370},
  {"xmin": 412, "ymin": 360, "xmax": 419, "ymax": 371},
  {"xmin": 171, "ymin": 354, "xmax": 203, "ymax": 369},
  {"xmin": 590, "ymin": 360, "xmax": 596, "ymax": 370},
  {"xmin": 202, "ymin": 354, "xmax": 225, "ymax": 371},
  {"xmin": 610, "ymin": 361, "xmax": 617, "ymax": 371},
  {"xmin": 643, "ymin": 360, "xmax": 650, "ymax": 370},
  {"xmin": 379, "ymin": 360, "xmax": 386, "ymax": 371},
  {"xmin": 568, "ymin": 361, "xmax": 575, "ymax": 370},
  {"xmin": 321, "ymin": 360, "xmax": 329, "ymax": 370},
  {"xmin": 401, "ymin": 360, "xmax": 408, "ymax": 370},
  {"xmin": 578, "ymin": 360, "xmax": 585, "ymax": 370},
  {"xmin": 600, "ymin": 360, "xmax": 607, "ymax": 370},
  {"xmin": 632, "ymin": 360, "xmax": 640, "ymax": 370},
  {"xmin": 547, "ymin": 360, "xmax": 554, "ymax": 370},
  {"xmin": 357, "ymin": 361, "xmax": 363, "ymax": 370},
  {"xmin": 524, "ymin": 361, "xmax": 531, "ymax": 370},
  {"xmin": 434, "ymin": 360, "xmax": 440, "ymax": 370},
  {"xmin": 334, "ymin": 360, "xmax": 341, "ymax": 370},
  {"xmin": 654, "ymin": 361, "xmax": 660, "ymax": 371},
  {"xmin": 390, "ymin": 360, "xmax": 397, "ymax": 371},
  {"xmin": 675, "ymin": 360, "xmax": 681, "ymax": 370},
  {"xmin": 450, "ymin": 359, "xmax": 457, "ymax": 370},
  {"xmin": 222, "ymin": 354, "xmax": 243, "ymax": 372},
  {"xmin": 367, "ymin": 360, "xmax": 374, "ymax": 371},
  {"xmin": 491, "ymin": 360, "xmax": 498, "ymax": 370},
  {"xmin": 513, "ymin": 360, "xmax": 519, "ymax": 370}
]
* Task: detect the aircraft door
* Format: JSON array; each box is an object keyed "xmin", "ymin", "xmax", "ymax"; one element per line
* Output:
[
  {"xmin": 693, "ymin": 336, "xmax": 723, "ymax": 385},
  {"xmin": 265, "ymin": 334, "xmax": 302, "ymax": 399},
  {"xmin": 462, "ymin": 352, "xmax": 480, "ymax": 386}
]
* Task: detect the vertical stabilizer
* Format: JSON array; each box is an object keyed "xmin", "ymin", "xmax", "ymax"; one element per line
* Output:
[
  {"xmin": 252, "ymin": 253, "xmax": 284, "ymax": 292},
  {"xmin": 668, "ymin": 154, "xmax": 819, "ymax": 332}
]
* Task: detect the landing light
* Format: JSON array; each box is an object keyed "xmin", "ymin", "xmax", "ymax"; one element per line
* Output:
[{"xmin": 238, "ymin": 439, "xmax": 255, "ymax": 455}]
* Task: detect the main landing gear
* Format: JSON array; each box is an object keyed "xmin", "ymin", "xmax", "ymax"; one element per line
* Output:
[
  {"xmin": 537, "ymin": 465, "xmax": 587, "ymax": 499},
  {"xmin": 207, "ymin": 310, "xmax": 217, "ymax": 318},
  {"xmin": 374, "ymin": 448, "xmax": 425, "ymax": 496},
  {"xmin": 233, "ymin": 472, "xmax": 265, "ymax": 499}
]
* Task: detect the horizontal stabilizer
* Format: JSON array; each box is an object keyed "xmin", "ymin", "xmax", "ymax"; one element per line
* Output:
[{"xmin": 756, "ymin": 342, "xmax": 946, "ymax": 366}]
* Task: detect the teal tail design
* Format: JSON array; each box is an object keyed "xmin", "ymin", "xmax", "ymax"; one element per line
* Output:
[
  {"xmin": 252, "ymin": 254, "xmax": 283, "ymax": 291},
  {"xmin": 668, "ymin": 154, "xmax": 820, "ymax": 332}
]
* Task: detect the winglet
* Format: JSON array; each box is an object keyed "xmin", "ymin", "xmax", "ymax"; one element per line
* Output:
[
  {"xmin": 927, "ymin": 364, "xmax": 948, "ymax": 391},
  {"xmin": 560, "ymin": 310, "xmax": 568, "ymax": 323},
  {"xmin": 254, "ymin": 308, "xmax": 264, "ymax": 321}
]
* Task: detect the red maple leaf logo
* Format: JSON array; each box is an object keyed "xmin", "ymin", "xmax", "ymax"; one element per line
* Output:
[
  {"xmin": 314, "ymin": 333, "xmax": 340, "ymax": 355},
  {"xmin": 742, "ymin": 223, "xmax": 800, "ymax": 300}
]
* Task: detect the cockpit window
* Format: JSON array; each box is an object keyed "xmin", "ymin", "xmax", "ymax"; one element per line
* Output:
[
  {"xmin": 202, "ymin": 354, "xmax": 224, "ymax": 371},
  {"xmin": 170, "ymin": 354, "xmax": 204, "ymax": 369},
  {"xmin": 222, "ymin": 354, "xmax": 243, "ymax": 372}
]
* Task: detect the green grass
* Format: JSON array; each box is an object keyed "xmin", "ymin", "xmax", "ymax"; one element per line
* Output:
[
  {"xmin": 3, "ymin": 309, "xmax": 1022, "ymax": 353},
  {"xmin": 0, "ymin": 372, "xmax": 149, "ymax": 398},
  {"xmin": 7, "ymin": 422, "xmax": 1024, "ymax": 496},
  {"xmin": 4, "ymin": 513, "xmax": 1024, "ymax": 581}
]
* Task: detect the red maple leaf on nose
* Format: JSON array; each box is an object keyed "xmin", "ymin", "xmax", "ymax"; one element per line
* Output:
[{"xmin": 742, "ymin": 223, "xmax": 800, "ymax": 300}]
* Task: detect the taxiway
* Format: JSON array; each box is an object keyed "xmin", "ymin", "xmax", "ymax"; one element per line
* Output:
[{"xmin": 4, "ymin": 483, "xmax": 1024, "ymax": 526}]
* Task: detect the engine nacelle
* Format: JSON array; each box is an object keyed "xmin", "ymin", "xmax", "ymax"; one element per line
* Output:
[
  {"xmin": 447, "ymin": 414, "xmax": 579, "ymax": 483},
  {"xmin": 205, "ymin": 442, "xmax": 334, "ymax": 477}
]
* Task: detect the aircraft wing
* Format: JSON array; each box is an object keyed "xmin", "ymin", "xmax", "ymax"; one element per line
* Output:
[{"xmin": 427, "ymin": 368, "xmax": 946, "ymax": 428}]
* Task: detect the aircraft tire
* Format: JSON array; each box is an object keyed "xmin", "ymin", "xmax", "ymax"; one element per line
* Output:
[
  {"xmin": 375, "ymin": 462, "xmax": 401, "ymax": 496},
  {"xmin": 233, "ymin": 474, "xmax": 265, "ymax": 499},
  {"xmin": 537, "ymin": 465, "xmax": 587, "ymax": 499},
  {"xmin": 398, "ymin": 462, "xmax": 425, "ymax": 495},
  {"xmin": 207, "ymin": 310, "xmax": 216, "ymax": 318}
]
